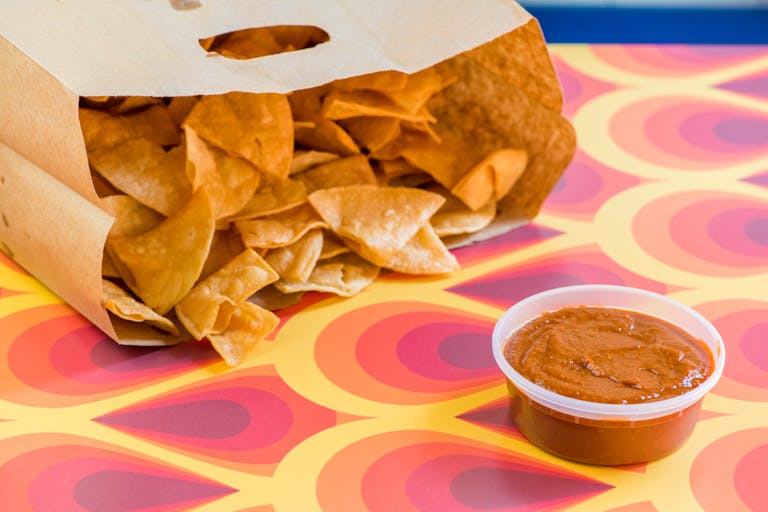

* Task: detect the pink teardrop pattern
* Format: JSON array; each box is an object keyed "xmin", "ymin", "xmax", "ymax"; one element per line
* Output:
[
  {"xmin": 448, "ymin": 245, "xmax": 669, "ymax": 310},
  {"xmin": 633, "ymin": 191, "xmax": 768, "ymax": 278},
  {"xmin": 0, "ymin": 433, "xmax": 234, "ymax": 512},
  {"xmin": 316, "ymin": 430, "xmax": 611, "ymax": 512},
  {"xmin": 314, "ymin": 302, "xmax": 501, "ymax": 405},
  {"xmin": 1, "ymin": 305, "xmax": 217, "ymax": 407},
  {"xmin": 718, "ymin": 67, "xmax": 768, "ymax": 102},
  {"xmin": 542, "ymin": 150, "xmax": 642, "ymax": 221},
  {"xmin": 691, "ymin": 427, "xmax": 768, "ymax": 511},
  {"xmin": 695, "ymin": 300, "xmax": 768, "ymax": 401},
  {"xmin": 95, "ymin": 365, "xmax": 343, "ymax": 474},
  {"xmin": 744, "ymin": 170, "xmax": 768, "ymax": 189},
  {"xmin": 610, "ymin": 96, "xmax": 768, "ymax": 171},
  {"xmin": 591, "ymin": 45, "xmax": 766, "ymax": 79},
  {"xmin": 550, "ymin": 53, "xmax": 616, "ymax": 119}
]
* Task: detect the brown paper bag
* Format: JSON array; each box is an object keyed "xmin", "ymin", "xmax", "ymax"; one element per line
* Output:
[{"xmin": 0, "ymin": 1, "xmax": 575, "ymax": 349}]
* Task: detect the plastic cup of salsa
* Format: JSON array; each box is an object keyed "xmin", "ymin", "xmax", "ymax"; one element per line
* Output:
[{"xmin": 491, "ymin": 285, "xmax": 725, "ymax": 466}]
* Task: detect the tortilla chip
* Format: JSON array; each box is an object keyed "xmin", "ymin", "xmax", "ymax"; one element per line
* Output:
[
  {"xmin": 319, "ymin": 231, "xmax": 351, "ymax": 260},
  {"xmin": 101, "ymin": 194, "xmax": 164, "ymax": 237},
  {"xmin": 331, "ymin": 70, "xmax": 408, "ymax": 92},
  {"xmin": 167, "ymin": 95, "xmax": 200, "ymax": 128},
  {"xmin": 208, "ymin": 302, "xmax": 280, "ymax": 366},
  {"xmin": 451, "ymin": 148, "xmax": 528, "ymax": 210},
  {"xmin": 322, "ymin": 90, "xmax": 435, "ymax": 123},
  {"xmin": 289, "ymin": 88, "xmax": 360, "ymax": 155},
  {"xmin": 249, "ymin": 286, "xmax": 305, "ymax": 311},
  {"xmin": 308, "ymin": 184, "xmax": 444, "ymax": 265},
  {"xmin": 175, "ymin": 248, "xmax": 279, "ymax": 340},
  {"xmin": 228, "ymin": 172, "xmax": 307, "ymax": 220},
  {"xmin": 377, "ymin": 66, "xmax": 445, "ymax": 114},
  {"xmin": 385, "ymin": 223, "xmax": 459, "ymax": 274},
  {"xmin": 371, "ymin": 129, "xmax": 465, "ymax": 189},
  {"xmin": 264, "ymin": 229, "xmax": 323, "ymax": 282},
  {"xmin": 290, "ymin": 150, "xmax": 340, "ymax": 175},
  {"xmin": 199, "ymin": 228, "xmax": 247, "ymax": 281},
  {"xmin": 274, "ymin": 252, "xmax": 379, "ymax": 297},
  {"xmin": 236, "ymin": 202, "xmax": 327, "ymax": 249},
  {"xmin": 428, "ymin": 185, "xmax": 497, "ymax": 237},
  {"xmin": 185, "ymin": 126, "xmax": 261, "ymax": 218},
  {"xmin": 183, "ymin": 92, "xmax": 293, "ymax": 178},
  {"xmin": 90, "ymin": 139, "xmax": 192, "ymax": 216},
  {"xmin": 79, "ymin": 104, "xmax": 180, "ymax": 151},
  {"xmin": 107, "ymin": 188, "xmax": 216, "ymax": 314},
  {"xmin": 102, "ymin": 279, "xmax": 179, "ymax": 334},
  {"xmin": 339, "ymin": 116, "xmax": 401, "ymax": 152},
  {"xmin": 293, "ymin": 154, "xmax": 377, "ymax": 194}
]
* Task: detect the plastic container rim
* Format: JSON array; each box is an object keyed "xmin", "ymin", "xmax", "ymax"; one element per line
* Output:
[{"xmin": 491, "ymin": 284, "xmax": 726, "ymax": 422}]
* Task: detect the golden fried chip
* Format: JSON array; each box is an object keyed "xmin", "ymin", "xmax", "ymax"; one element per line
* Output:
[
  {"xmin": 167, "ymin": 96, "xmax": 200, "ymax": 128},
  {"xmin": 101, "ymin": 194, "xmax": 164, "ymax": 237},
  {"xmin": 339, "ymin": 117, "xmax": 401, "ymax": 152},
  {"xmin": 107, "ymin": 189, "xmax": 216, "ymax": 314},
  {"xmin": 378, "ymin": 158, "xmax": 420, "ymax": 179},
  {"xmin": 385, "ymin": 223, "xmax": 459, "ymax": 274},
  {"xmin": 108, "ymin": 96, "xmax": 163, "ymax": 115},
  {"xmin": 175, "ymin": 249, "xmax": 279, "ymax": 340},
  {"xmin": 102, "ymin": 279, "xmax": 179, "ymax": 334},
  {"xmin": 236, "ymin": 202, "xmax": 327, "ymax": 249},
  {"xmin": 371, "ymin": 129, "xmax": 464, "ymax": 189},
  {"xmin": 331, "ymin": 70, "xmax": 408, "ymax": 91},
  {"xmin": 293, "ymin": 154, "xmax": 377, "ymax": 194},
  {"xmin": 204, "ymin": 25, "xmax": 329, "ymax": 60},
  {"xmin": 322, "ymin": 90, "xmax": 435, "ymax": 123},
  {"xmin": 183, "ymin": 92, "xmax": 293, "ymax": 178},
  {"xmin": 185, "ymin": 126, "xmax": 261, "ymax": 218},
  {"xmin": 274, "ymin": 252, "xmax": 379, "ymax": 297},
  {"xmin": 199, "ymin": 228, "xmax": 247, "ymax": 281},
  {"xmin": 207, "ymin": 28, "xmax": 283, "ymax": 60},
  {"xmin": 264, "ymin": 229, "xmax": 323, "ymax": 282},
  {"xmin": 90, "ymin": 139, "xmax": 192, "ymax": 216},
  {"xmin": 378, "ymin": 66, "xmax": 445, "ymax": 114},
  {"xmin": 451, "ymin": 148, "xmax": 528, "ymax": 210},
  {"xmin": 308, "ymin": 185, "xmax": 444, "ymax": 265},
  {"xmin": 228, "ymin": 172, "xmax": 307, "ymax": 220},
  {"xmin": 290, "ymin": 150, "xmax": 340, "ymax": 175},
  {"xmin": 289, "ymin": 88, "xmax": 360, "ymax": 155},
  {"xmin": 208, "ymin": 302, "xmax": 280, "ymax": 366},
  {"xmin": 428, "ymin": 185, "xmax": 497, "ymax": 237},
  {"xmin": 79, "ymin": 104, "xmax": 180, "ymax": 151},
  {"xmin": 249, "ymin": 286, "xmax": 305, "ymax": 311},
  {"xmin": 319, "ymin": 231, "xmax": 351, "ymax": 260},
  {"xmin": 102, "ymin": 252, "xmax": 121, "ymax": 278}
]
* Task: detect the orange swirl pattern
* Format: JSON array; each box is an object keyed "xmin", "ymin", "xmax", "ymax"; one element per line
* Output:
[{"xmin": 1, "ymin": 43, "xmax": 767, "ymax": 511}]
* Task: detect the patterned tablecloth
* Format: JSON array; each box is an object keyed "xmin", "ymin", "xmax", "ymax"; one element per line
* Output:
[{"xmin": 1, "ymin": 44, "xmax": 767, "ymax": 512}]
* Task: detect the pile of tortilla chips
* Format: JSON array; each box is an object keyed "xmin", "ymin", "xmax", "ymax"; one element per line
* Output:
[{"xmin": 82, "ymin": 27, "xmax": 529, "ymax": 365}]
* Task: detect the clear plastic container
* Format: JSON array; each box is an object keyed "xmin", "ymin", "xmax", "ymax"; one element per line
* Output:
[{"xmin": 491, "ymin": 285, "xmax": 725, "ymax": 465}]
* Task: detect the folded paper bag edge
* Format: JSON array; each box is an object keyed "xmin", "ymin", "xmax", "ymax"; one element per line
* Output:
[{"xmin": 0, "ymin": 144, "xmax": 117, "ymax": 339}]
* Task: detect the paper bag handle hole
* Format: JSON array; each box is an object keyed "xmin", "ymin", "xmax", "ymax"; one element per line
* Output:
[{"xmin": 199, "ymin": 25, "xmax": 330, "ymax": 60}]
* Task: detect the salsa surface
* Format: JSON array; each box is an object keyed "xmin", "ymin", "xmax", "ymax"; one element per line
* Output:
[{"xmin": 504, "ymin": 306, "xmax": 714, "ymax": 404}]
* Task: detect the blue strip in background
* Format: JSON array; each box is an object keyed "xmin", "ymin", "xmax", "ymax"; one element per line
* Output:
[{"xmin": 524, "ymin": 7, "xmax": 768, "ymax": 44}]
